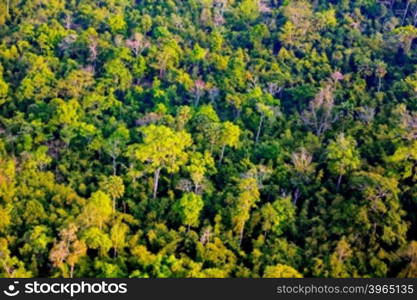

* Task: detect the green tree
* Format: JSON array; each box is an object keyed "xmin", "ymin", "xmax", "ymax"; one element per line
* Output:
[
  {"xmin": 110, "ymin": 222, "xmax": 129, "ymax": 257},
  {"xmin": 80, "ymin": 191, "xmax": 112, "ymax": 229},
  {"xmin": 232, "ymin": 177, "xmax": 260, "ymax": 246},
  {"xmin": 0, "ymin": 64, "xmax": 9, "ymax": 105},
  {"xmin": 327, "ymin": 133, "xmax": 360, "ymax": 189},
  {"xmin": 186, "ymin": 151, "xmax": 216, "ymax": 194},
  {"xmin": 259, "ymin": 197, "xmax": 295, "ymax": 237},
  {"xmin": 263, "ymin": 264, "xmax": 303, "ymax": 278},
  {"xmin": 102, "ymin": 124, "xmax": 130, "ymax": 175},
  {"xmin": 81, "ymin": 227, "xmax": 112, "ymax": 256},
  {"xmin": 135, "ymin": 125, "xmax": 192, "ymax": 199},
  {"xmin": 394, "ymin": 25, "xmax": 417, "ymax": 53},
  {"xmin": 218, "ymin": 122, "xmax": 240, "ymax": 165},
  {"xmin": 99, "ymin": 175, "xmax": 125, "ymax": 213},
  {"xmin": 254, "ymin": 103, "xmax": 276, "ymax": 144},
  {"xmin": 174, "ymin": 192, "xmax": 204, "ymax": 230}
]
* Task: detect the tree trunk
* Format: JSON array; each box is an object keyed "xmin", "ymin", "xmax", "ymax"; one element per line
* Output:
[
  {"xmin": 112, "ymin": 155, "xmax": 117, "ymax": 175},
  {"xmin": 70, "ymin": 264, "xmax": 74, "ymax": 279},
  {"xmin": 219, "ymin": 144, "xmax": 226, "ymax": 166},
  {"xmin": 293, "ymin": 188, "xmax": 300, "ymax": 205},
  {"xmin": 414, "ymin": 9, "xmax": 417, "ymax": 26},
  {"xmin": 238, "ymin": 223, "xmax": 245, "ymax": 247},
  {"xmin": 153, "ymin": 168, "xmax": 161, "ymax": 199},
  {"xmin": 255, "ymin": 114, "xmax": 264, "ymax": 144},
  {"xmin": 337, "ymin": 174, "xmax": 343, "ymax": 190},
  {"xmin": 402, "ymin": 0, "xmax": 411, "ymax": 25},
  {"xmin": 377, "ymin": 76, "xmax": 382, "ymax": 93},
  {"xmin": 195, "ymin": 94, "xmax": 201, "ymax": 107}
]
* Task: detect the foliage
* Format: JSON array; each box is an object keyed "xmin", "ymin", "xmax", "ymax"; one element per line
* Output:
[{"xmin": 0, "ymin": 0, "xmax": 416, "ymax": 278}]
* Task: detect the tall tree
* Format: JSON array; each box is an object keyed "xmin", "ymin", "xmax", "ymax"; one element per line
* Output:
[
  {"xmin": 135, "ymin": 125, "xmax": 192, "ymax": 199},
  {"xmin": 231, "ymin": 177, "xmax": 260, "ymax": 246},
  {"xmin": 327, "ymin": 133, "xmax": 360, "ymax": 189},
  {"xmin": 218, "ymin": 122, "xmax": 240, "ymax": 165}
]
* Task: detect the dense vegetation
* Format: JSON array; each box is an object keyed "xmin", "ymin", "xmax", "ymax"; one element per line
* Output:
[{"xmin": 0, "ymin": 0, "xmax": 417, "ymax": 278}]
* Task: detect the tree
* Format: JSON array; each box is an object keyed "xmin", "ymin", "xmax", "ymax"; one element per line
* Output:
[
  {"xmin": 329, "ymin": 237, "xmax": 353, "ymax": 278},
  {"xmin": 0, "ymin": 238, "xmax": 32, "ymax": 277},
  {"xmin": 126, "ymin": 32, "xmax": 150, "ymax": 57},
  {"xmin": 0, "ymin": 156, "xmax": 16, "ymax": 203},
  {"xmin": 302, "ymin": 82, "xmax": 338, "ymax": 137},
  {"xmin": 49, "ymin": 224, "xmax": 87, "ymax": 278},
  {"xmin": 394, "ymin": 25, "xmax": 417, "ymax": 53},
  {"xmin": 398, "ymin": 241, "xmax": 417, "ymax": 277},
  {"xmin": 290, "ymin": 147, "xmax": 315, "ymax": 204},
  {"xmin": 102, "ymin": 124, "xmax": 130, "ymax": 175},
  {"xmin": 99, "ymin": 176, "xmax": 125, "ymax": 213},
  {"xmin": 191, "ymin": 79, "xmax": 206, "ymax": 107},
  {"xmin": 17, "ymin": 55, "xmax": 56, "ymax": 102},
  {"xmin": 237, "ymin": 0, "xmax": 260, "ymax": 23},
  {"xmin": 175, "ymin": 106, "xmax": 192, "ymax": 131},
  {"xmin": 232, "ymin": 177, "xmax": 260, "ymax": 246},
  {"xmin": 174, "ymin": 193, "xmax": 204, "ymax": 230},
  {"xmin": 401, "ymin": 0, "xmax": 416, "ymax": 25},
  {"xmin": 263, "ymin": 264, "xmax": 303, "ymax": 278},
  {"xmin": 155, "ymin": 39, "xmax": 181, "ymax": 78},
  {"xmin": 79, "ymin": 191, "xmax": 112, "ymax": 229},
  {"xmin": 259, "ymin": 197, "xmax": 295, "ymax": 237},
  {"xmin": 194, "ymin": 104, "xmax": 221, "ymax": 153},
  {"xmin": 81, "ymin": 227, "xmax": 112, "ymax": 257},
  {"xmin": 218, "ymin": 122, "xmax": 240, "ymax": 165},
  {"xmin": 0, "ymin": 64, "xmax": 9, "ymax": 105},
  {"xmin": 254, "ymin": 102, "xmax": 277, "ymax": 144},
  {"xmin": 186, "ymin": 151, "xmax": 216, "ymax": 194},
  {"xmin": 57, "ymin": 69, "xmax": 94, "ymax": 99},
  {"xmin": 374, "ymin": 60, "xmax": 387, "ymax": 93},
  {"xmin": 327, "ymin": 133, "xmax": 360, "ymax": 189},
  {"xmin": 348, "ymin": 171, "xmax": 409, "ymax": 276},
  {"xmin": 135, "ymin": 125, "xmax": 192, "ymax": 199},
  {"xmin": 110, "ymin": 222, "xmax": 129, "ymax": 257},
  {"xmin": 279, "ymin": 0, "xmax": 313, "ymax": 50},
  {"xmin": 190, "ymin": 43, "xmax": 207, "ymax": 66},
  {"xmin": 104, "ymin": 58, "xmax": 132, "ymax": 91}
]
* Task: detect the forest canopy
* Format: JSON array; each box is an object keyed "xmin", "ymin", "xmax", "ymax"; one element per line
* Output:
[{"xmin": 0, "ymin": 0, "xmax": 417, "ymax": 278}]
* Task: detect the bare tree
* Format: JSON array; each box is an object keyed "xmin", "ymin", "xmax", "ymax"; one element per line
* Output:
[
  {"xmin": 264, "ymin": 82, "xmax": 283, "ymax": 97},
  {"xmin": 63, "ymin": 13, "xmax": 72, "ymax": 30},
  {"xmin": 49, "ymin": 224, "xmax": 86, "ymax": 278},
  {"xmin": 88, "ymin": 38, "xmax": 98, "ymax": 71},
  {"xmin": 126, "ymin": 33, "xmax": 150, "ymax": 57},
  {"xmin": 208, "ymin": 86, "xmax": 220, "ymax": 104},
  {"xmin": 402, "ymin": 0, "xmax": 415, "ymax": 25},
  {"xmin": 135, "ymin": 112, "xmax": 163, "ymax": 127},
  {"xmin": 375, "ymin": 61, "xmax": 387, "ymax": 92},
  {"xmin": 213, "ymin": 0, "xmax": 228, "ymax": 27},
  {"xmin": 399, "ymin": 107, "xmax": 417, "ymax": 140},
  {"xmin": 357, "ymin": 106, "xmax": 376, "ymax": 125},
  {"xmin": 258, "ymin": 0, "xmax": 272, "ymax": 14},
  {"xmin": 290, "ymin": 147, "xmax": 314, "ymax": 204},
  {"xmin": 58, "ymin": 34, "xmax": 77, "ymax": 55},
  {"xmin": 301, "ymin": 82, "xmax": 338, "ymax": 137},
  {"xmin": 191, "ymin": 79, "xmax": 206, "ymax": 106},
  {"xmin": 200, "ymin": 227, "xmax": 213, "ymax": 245},
  {"xmin": 176, "ymin": 178, "xmax": 193, "ymax": 193}
]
